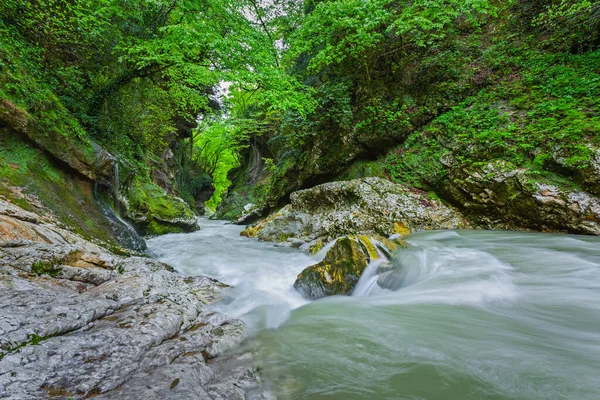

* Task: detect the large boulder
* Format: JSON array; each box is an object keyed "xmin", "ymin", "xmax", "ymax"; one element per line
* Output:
[
  {"xmin": 243, "ymin": 177, "xmax": 469, "ymax": 247},
  {"xmin": 294, "ymin": 235, "xmax": 405, "ymax": 300}
]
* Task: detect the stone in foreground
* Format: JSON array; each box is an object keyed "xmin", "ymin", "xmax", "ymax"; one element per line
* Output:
[{"xmin": 0, "ymin": 199, "xmax": 260, "ymax": 399}]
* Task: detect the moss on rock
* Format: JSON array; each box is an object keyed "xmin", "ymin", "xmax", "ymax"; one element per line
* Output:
[
  {"xmin": 293, "ymin": 235, "xmax": 406, "ymax": 300},
  {"xmin": 0, "ymin": 99, "xmax": 112, "ymax": 182},
  {"xmin": 124, "ymin": 176, "xmax": 198, "ymax": 236},
  {"xmin": 294, "ymin": 237, "xmax": 368, "ymax": 300},
  {"xmin": 0, "ymin": 129, "xmax": 126, "ymax": 247}
]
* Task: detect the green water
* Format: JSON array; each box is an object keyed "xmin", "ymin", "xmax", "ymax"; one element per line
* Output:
[
  {"xmin": 149, "ymin": 226, "xmax": 600, "ymax": 400},
  {"xmin": 251, "ymin": 231, "xmax": 600, "ymax": 400}
]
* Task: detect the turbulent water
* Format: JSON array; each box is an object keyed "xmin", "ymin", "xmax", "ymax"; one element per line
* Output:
[
  {"xmin": 147, "ymin": 220, "xmax": 600, "ymax": 400},
  {"xmin": 147, "ymin": 218, "xmax": 313, "ymax": 331}
]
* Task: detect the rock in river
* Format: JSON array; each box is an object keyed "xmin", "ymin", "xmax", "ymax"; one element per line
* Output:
[
  {"xmin": 294, "ymin": 235, "xmax": 406, "ymax": 300},
  {"xmin": 242, "ymin": 177, "xmax": 470, "ymax": 247}
]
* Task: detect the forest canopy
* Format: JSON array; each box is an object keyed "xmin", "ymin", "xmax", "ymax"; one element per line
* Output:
[{"xmin": 1, "ymin": 0, "xmax": 599, "ymax": 210}]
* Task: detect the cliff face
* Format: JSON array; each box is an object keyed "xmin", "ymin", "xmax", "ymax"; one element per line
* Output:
[
  {"xmin": 0, "ymin": 91, "xmax": 207, "ymax": 246},
  {"xmin": 0, "ymin": 126, "xmax": 129, "ymax": 250},
  {"xmin": 0, "ymin": 99, "xmax": 115, "ymax": 183},
  {"xmin": 0, "ymin": 106, "xmax": 198, "ymax": 250}
]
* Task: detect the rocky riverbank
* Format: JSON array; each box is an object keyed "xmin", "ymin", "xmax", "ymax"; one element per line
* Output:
[{"xmin": 0, "ymin": 198, "xmax": 261, "ymax": 399}]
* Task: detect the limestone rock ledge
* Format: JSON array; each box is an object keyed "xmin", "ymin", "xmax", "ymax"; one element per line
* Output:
[{"xmin": 0, "ymin": 199, "xmax": 260, "ymax": 399}]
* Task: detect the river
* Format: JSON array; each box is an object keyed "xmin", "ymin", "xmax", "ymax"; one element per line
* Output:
[{"xmin": 147, "ymin": 218, "xmax": 600, "ymax": 400}]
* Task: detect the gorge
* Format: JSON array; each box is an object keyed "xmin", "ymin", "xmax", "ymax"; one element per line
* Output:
[{"xmin": 1, "ymin": 0, "xmax": 600, "ymax": 399}]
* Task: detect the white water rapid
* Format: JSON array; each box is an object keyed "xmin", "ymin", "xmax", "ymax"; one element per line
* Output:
[
  {"xmin": 147, "ymin": 218, "xmax": 314, "ymax": 331},
  {"xmin": 147, "ymin": 220, "xmax": 600, "ymax": 400}
]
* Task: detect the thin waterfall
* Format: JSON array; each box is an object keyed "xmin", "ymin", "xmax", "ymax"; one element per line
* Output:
[
  {"xmin": 91, "ymin": 142, "xmax": 146, "ymax": 251},
  {"xmin": 114, "ymin": 162, "xmax": 120, "ymax": 215},
  {"xmin": 248, "ymin": 140, "xmax": 263, "ymax": 182},
  {"xmin": 352, "ymin": 237, "xmax": 393, "ymax": 297}
]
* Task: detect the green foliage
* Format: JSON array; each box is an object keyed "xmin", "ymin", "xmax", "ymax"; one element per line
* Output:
[
  {"xmin": 192, "ymin": 116, "xmax": 247, "ymax": 210},
  {"xmin": 213, "ymin": 0, "xmax": 511, "ymax": 217},
  {"xmin": 390, "ymin": 0, "xmax": 500, "ymax": 47},
  {"xmin": 0, "ymin": 22, "xmax": 88, "ymax": 142},
  {"xmin": 287, "ymin": 0, "xmax": 499, "ymax": 73},
  {"xmin": 194, "ymin": 119, "xmax": 245, "ymax": 177},
  {"xmin": 384, "ymin": 134, "xmax": 448, "ymax": 189},
  {"xmin": 384, "ymin": 48, "xmax": 600, "ymax": 187},
  {"xmin": 92, "ymin": 78, "xmax": 178, "ymax": 161},
  {"xmin": 534, "ymin": 0, "xmax": 600, "ymax": 50},
  {"xmin": 0, "ymin": 0, "xmax": 319, "ymax": 223},
  {"xmin": 3, "ymin": 0, "xmax": 600, "ymax": 225},
  {"xmin": 287, "ymin": 0, "xmax": 391, "ymax": 73},
  {"xmin": 31, "ymin": 260, "xmax": 61, "ymax": 277},
  {"xmin": 438, "ymin": 50, "xmax": 599, "ymax": 163},
  {"xmin": 263, "ymin": 0, "xmax": 510, "ymax": 176},
  {"xmin": 1, "ymin": 0, "xmax": 314, "ymax": 162}
]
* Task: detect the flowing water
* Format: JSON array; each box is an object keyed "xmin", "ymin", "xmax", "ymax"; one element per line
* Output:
[{"xmin": 147, "ymin": 220, "xmax": 600, "ymax": 400}]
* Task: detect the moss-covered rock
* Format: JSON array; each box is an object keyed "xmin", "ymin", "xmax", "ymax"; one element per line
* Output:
[
  {"xmin": 438, "ymin": 159, "xmax": 600, "ymax": 234},
  {"xmin": 293, "ymin": 235, "xmax": 406, "ymax": 300},
  {"xmin": 0, "ymin": 99, "xmax": 115, "ymax": 183},
  {"xmin": 124, "ymin": 176, "xmax": 197, "ymax": 235}
]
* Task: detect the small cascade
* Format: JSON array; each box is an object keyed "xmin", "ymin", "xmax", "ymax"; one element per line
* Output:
[
  {"xmin": 352, "ymin": 258, "xmax": 388, "ymax": 297},
  {"xmin": 147, "ymin": 218, "xmax": 314, "ymax": 329},
  {"xmin": 352, "ymin": 237, "xmax": 393, "ymax": 297},
  {"xmin": 91, "ymin": 151, "xmax": 146, "ymax": 252},
  {"xmin": 114, "ymin": 162, "xmax": 120, "ymax": 215},
  {"xmin": 247, "ymin": 140, "xmax": 264, "ymax": 183},
  {"xmin": 92, "ymin": 141, "xmax": 116, "ymax": 182},
  {"xmin": 95, "ymin": 193, "xmax": 146, "ymax": 252},
  {"xmin": 113, "ymin": 210, "xmax": 146, "ymax": 251},
  {"xmin": 91, "ymin": 141, "xmax": 120, "ymax": 212}
]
